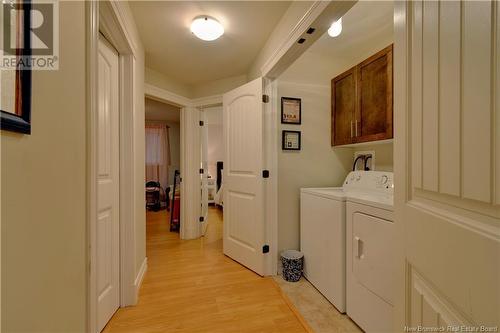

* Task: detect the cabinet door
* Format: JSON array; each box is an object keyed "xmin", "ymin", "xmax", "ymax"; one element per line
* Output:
[
  {"xmin": 331, "ymin": 67, "xmax": 356, "ymax": 146},
  {"xmin": 355, "ymin": 45, "xmax": 393, "ymax": 143}
]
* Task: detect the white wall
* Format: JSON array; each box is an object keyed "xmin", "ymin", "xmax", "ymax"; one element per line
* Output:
[
  {"xmin": 145, "ymin": 68, "xmax": 248, "ymax": 100},
  {"xmin": 204, "ymin": 106, "xmax": 223, "ymax": 178},
  {"xmin": 167, "ymin": 122, "xmax": 181, "ymax": 185},
  {"xmin": 277, "ymin": 81, "xmax": 353, "ymax": 254},
  {"xmin": 145, "ymin": 67, "xmax": 192, "ymax": 98},
  {"xmin": 353, "ymin": 144, "xmax": 394, "ymax": 172},
  {"xmin": 276, "ymin": 1, "xmax": 395, "ymax": 256},
  {"xmin": 1, "ymin": 2, "xmax": 87, "ymax": 331},
  {"xmin": 192, "ymin": 76, "xmax": 247, "ymax": 99},
  {"xmin": 1, "ymin": 2, "xmax": 146, "ymax": 330}
]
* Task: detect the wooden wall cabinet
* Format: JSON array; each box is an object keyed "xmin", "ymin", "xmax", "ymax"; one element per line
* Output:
[{"xmin": 331, "ymin": 44, "xmax": 393, "ymax": 146}]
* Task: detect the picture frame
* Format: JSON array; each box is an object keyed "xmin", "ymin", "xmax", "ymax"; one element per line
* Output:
[
  {"xmin": 282, "ymin": 130, "xmax": 301, "ymax": 151},
  {"xmin": 0, "ymin": 0, "xmax": 32, "ymax": 134},
  {"xmin": 281, "ymin": 97, "xmax": 301, "ymax": 125}
]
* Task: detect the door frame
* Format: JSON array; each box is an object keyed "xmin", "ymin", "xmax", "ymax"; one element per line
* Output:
[
  {"xmin": 198, "ymin": 105, "xmax": 221, "ymax": 236},
  {"xmin": 87, "ymin": 2, "xmax": 139, "ymax": 332},
  {"xmin": 143, "ymin": 87, "xmax": 207, "ymax": 240},
  {"xmin": 393, "ymin": 1, "xmax": 408, "ymax": 329},
  {"xmin": 145, "ymin": 82, "xmax": 279, "ymax": 275},
  {"xmin": 263, "ymin": 78, "xmax": 279, "ymax": 275}
]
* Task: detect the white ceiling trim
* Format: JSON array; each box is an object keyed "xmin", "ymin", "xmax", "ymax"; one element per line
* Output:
[
  {"xmin": 261, "ymin": 0, "xmax": 356, "ymax": 79},
  {"xmin": 260, "ymin": 1, "xmax": 329, "ymax": 77},
  {"xmin": 145, "ymin": 83, "xmax": 222, "ymax": 109},
  {"xmin": 105, "ymin": 1, "xmax": 142, "ymax": 56},
  {"xmin": 145, "ymin": 83, "xmax": 191, "ymax": 107},
  {"xmin": 192, "ymin": 95, "xmax": 223, "ymax": 108}
]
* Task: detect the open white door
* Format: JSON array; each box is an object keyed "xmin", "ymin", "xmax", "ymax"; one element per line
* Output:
[
  {"xmin": 223, "ymin": 77, "xmax": 266, "ymax": 276},
  {"xmin": 394, "ymin": 1, "xmax": 499, "ymax": 331},
  {"xmin": 96, "ymin": 35, "xmax": 120, "ymax": 332}
]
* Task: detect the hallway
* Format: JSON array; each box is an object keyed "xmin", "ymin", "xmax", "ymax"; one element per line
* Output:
[{"xmin": 103, "ymin": 207, "xmax": 308, "ymax": 333}]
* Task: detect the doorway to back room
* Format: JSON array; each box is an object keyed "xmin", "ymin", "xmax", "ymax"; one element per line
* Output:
[
  {"xmin": 200, "ymin": 105, "xmax": 224, "ymax": 235},
  {"xmin": 144, "ymin": 97, "xmax": 182, "ymax": 233}
]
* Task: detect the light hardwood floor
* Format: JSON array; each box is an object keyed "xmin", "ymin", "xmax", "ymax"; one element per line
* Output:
[{"xmin": 103, "ymin": 207, "xmax": 308, "ymax": 333}]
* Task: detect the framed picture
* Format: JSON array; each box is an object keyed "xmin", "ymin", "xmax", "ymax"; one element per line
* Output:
[
  {"xmin": 282, "ymin": 130, "xmax": 301, "ymax": 151},
  {"xmin": 281, "ymin": 97, "xmax": 301, "ymax": 124},
  {"xmin": 0, "ymin": 1, "xmax": 32, "ymax": 134}
]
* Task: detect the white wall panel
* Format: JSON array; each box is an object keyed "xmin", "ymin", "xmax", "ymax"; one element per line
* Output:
[
  {"xmin": 400, "ymin": 0, "xmax": 500, "ymax": 330},
  {"xmin": 410, "ymin": 0, "xmax": 498, "ymax": 208},
  {"xmin": 421, "ymin": 1, "xmax": 439, "ymax": 192},
  {"xmin": 438, "ymin": 1, "xmax": 461, "ymax": 197},
  {"xmin": 462, "ymin": 1, "xmax": 492, "ymax": 203},
  {"xmin": 409, "ymin": 268, "xmax": 471, "ymax": 328},
  {"xmin": 411, "ymin": 0, "xmax": 423, "ymax": 190}
]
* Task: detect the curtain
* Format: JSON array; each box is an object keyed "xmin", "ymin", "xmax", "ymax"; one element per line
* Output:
[{"xmin": 145, "ymin": 124, "xmax": 171, "ymax": 200}]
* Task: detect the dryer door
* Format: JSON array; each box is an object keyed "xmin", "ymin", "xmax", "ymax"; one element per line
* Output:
[{"xmin": 352, "ymin": 211, "xmax": 395, "ymax": 305}]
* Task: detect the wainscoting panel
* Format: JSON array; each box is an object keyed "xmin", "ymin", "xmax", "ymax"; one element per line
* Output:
[
  {"xmin": 397, "ymin": 0, "xmax": 500, "ymax": 329},
  {"xmin": 409, "ymin": 267, "xmax": 470, "ymax": 328},
  {"xmin": 410, "ymin": 0, "xmax": 499, "ymax": 213}
]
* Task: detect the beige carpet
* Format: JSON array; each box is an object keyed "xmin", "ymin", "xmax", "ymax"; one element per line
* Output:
[{"xmin": 273, "ymin": 276, "xmax": 363, "ymax": 333}]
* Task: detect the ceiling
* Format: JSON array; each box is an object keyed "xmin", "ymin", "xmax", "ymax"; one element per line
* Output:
[
  {"xmin": 280, "ymin": 1, "xmax": 394, "ymax": 85},
  {"xmin": 310, "ymin": 1, "xmax": 393, "ymax": 57},
  {"xmin": 129, "ymin": 1, "xmax": 291, "ymax": 86},
  {"xmin": 145, "ymin": 97, "xmax": 181, "ymax": 123}
]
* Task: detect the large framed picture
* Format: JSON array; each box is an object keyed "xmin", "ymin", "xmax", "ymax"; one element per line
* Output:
[
  {"xmin": 281, "ymin": 97, "xmax": 301, "ymax": 125},
  {"xmin": 0, "ymin": 1, "xmax": 32, "ymax": 134},
  {"xmin": 282, "ymin": 130, "xmax": 301, "ymax": 151}
]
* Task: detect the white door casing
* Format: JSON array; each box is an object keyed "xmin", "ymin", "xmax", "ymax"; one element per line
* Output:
[
  {"xmin": 394, "ymin": 1, "xmax": 499, "ymax": 331},
  {"xmin": 180, "ymin": 106, "xmax": 202, "ymax": 240},
  {"xmin": 200, "ymin": 110, "xmax": 209, "ymax": 235},
  {"xmin": 223, "ymin": 78, "xmax": 266, "ymax": 276},
  {"xmin": 97, "ymin": 35, "xmax": 120, "ymax": 332}
]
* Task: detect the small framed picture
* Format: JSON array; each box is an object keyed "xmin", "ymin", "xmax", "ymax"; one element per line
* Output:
[
  {"xmin": 281, "ymin": 97, "xmax": 301, "ymax": 124},
  {"xmin": 282, "ymin": 130, "xmax": 301, "ymax": 151}
]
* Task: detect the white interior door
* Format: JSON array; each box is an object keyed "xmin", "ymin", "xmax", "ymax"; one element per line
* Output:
[
  {"xmin": 97, "ymin": 35, "xmax": 120, "ymax": 332},
  {"xmin": 200, "ymin": 111, "xmax": 209, "ymax": 235},
  {"xmin": 394, "ymin": 1, "xmax": 499, "ymax": 330},
  {"xmin": 223, "ymin": 77, "xmax": 265, "ymax": 275}
]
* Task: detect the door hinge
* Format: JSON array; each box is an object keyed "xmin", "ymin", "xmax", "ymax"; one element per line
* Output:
[
  {"xmin": 199, "ymin": 168, "xmax": 204, "ymax": 174},
  {"xmin": 199, "ymin": 120, "xmax": 204, "ymax": 126},
  {"xmin": 262, "ymin": 94, "xmax": 269, "ymax": 103},
  {"xmin": 199, "ymin": 216, "xmax": 205, "ymax": 222},
  {"xmin": 262, "ymin": 170, "xmax": 270, "ymax": 178},
  {"xmin": 262, "ymin": 245, "xmax": 270, "ymax": 254}
]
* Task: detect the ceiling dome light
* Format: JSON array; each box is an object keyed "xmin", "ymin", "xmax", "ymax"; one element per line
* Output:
[
  {"xmin": 190, "ymin": 16, "xmax": 224, "ymax": 41},
  {"xmin": 328, "ymin": 18, "xmax": 342, "ymax": 37}
]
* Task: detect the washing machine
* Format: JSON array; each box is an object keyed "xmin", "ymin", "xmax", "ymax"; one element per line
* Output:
[{"xmin": 300, "ymin": 186, "xmax": 347, "ymax": 312}]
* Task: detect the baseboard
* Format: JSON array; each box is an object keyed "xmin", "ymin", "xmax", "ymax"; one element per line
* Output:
[{"xmin": 134, "ymin": 257, "xmax": 148, "ymax": 296}]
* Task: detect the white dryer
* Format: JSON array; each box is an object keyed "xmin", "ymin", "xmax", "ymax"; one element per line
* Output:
[{"xmin": 346, "ymin": 172, "xmax": 394, "ymax": 333}]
